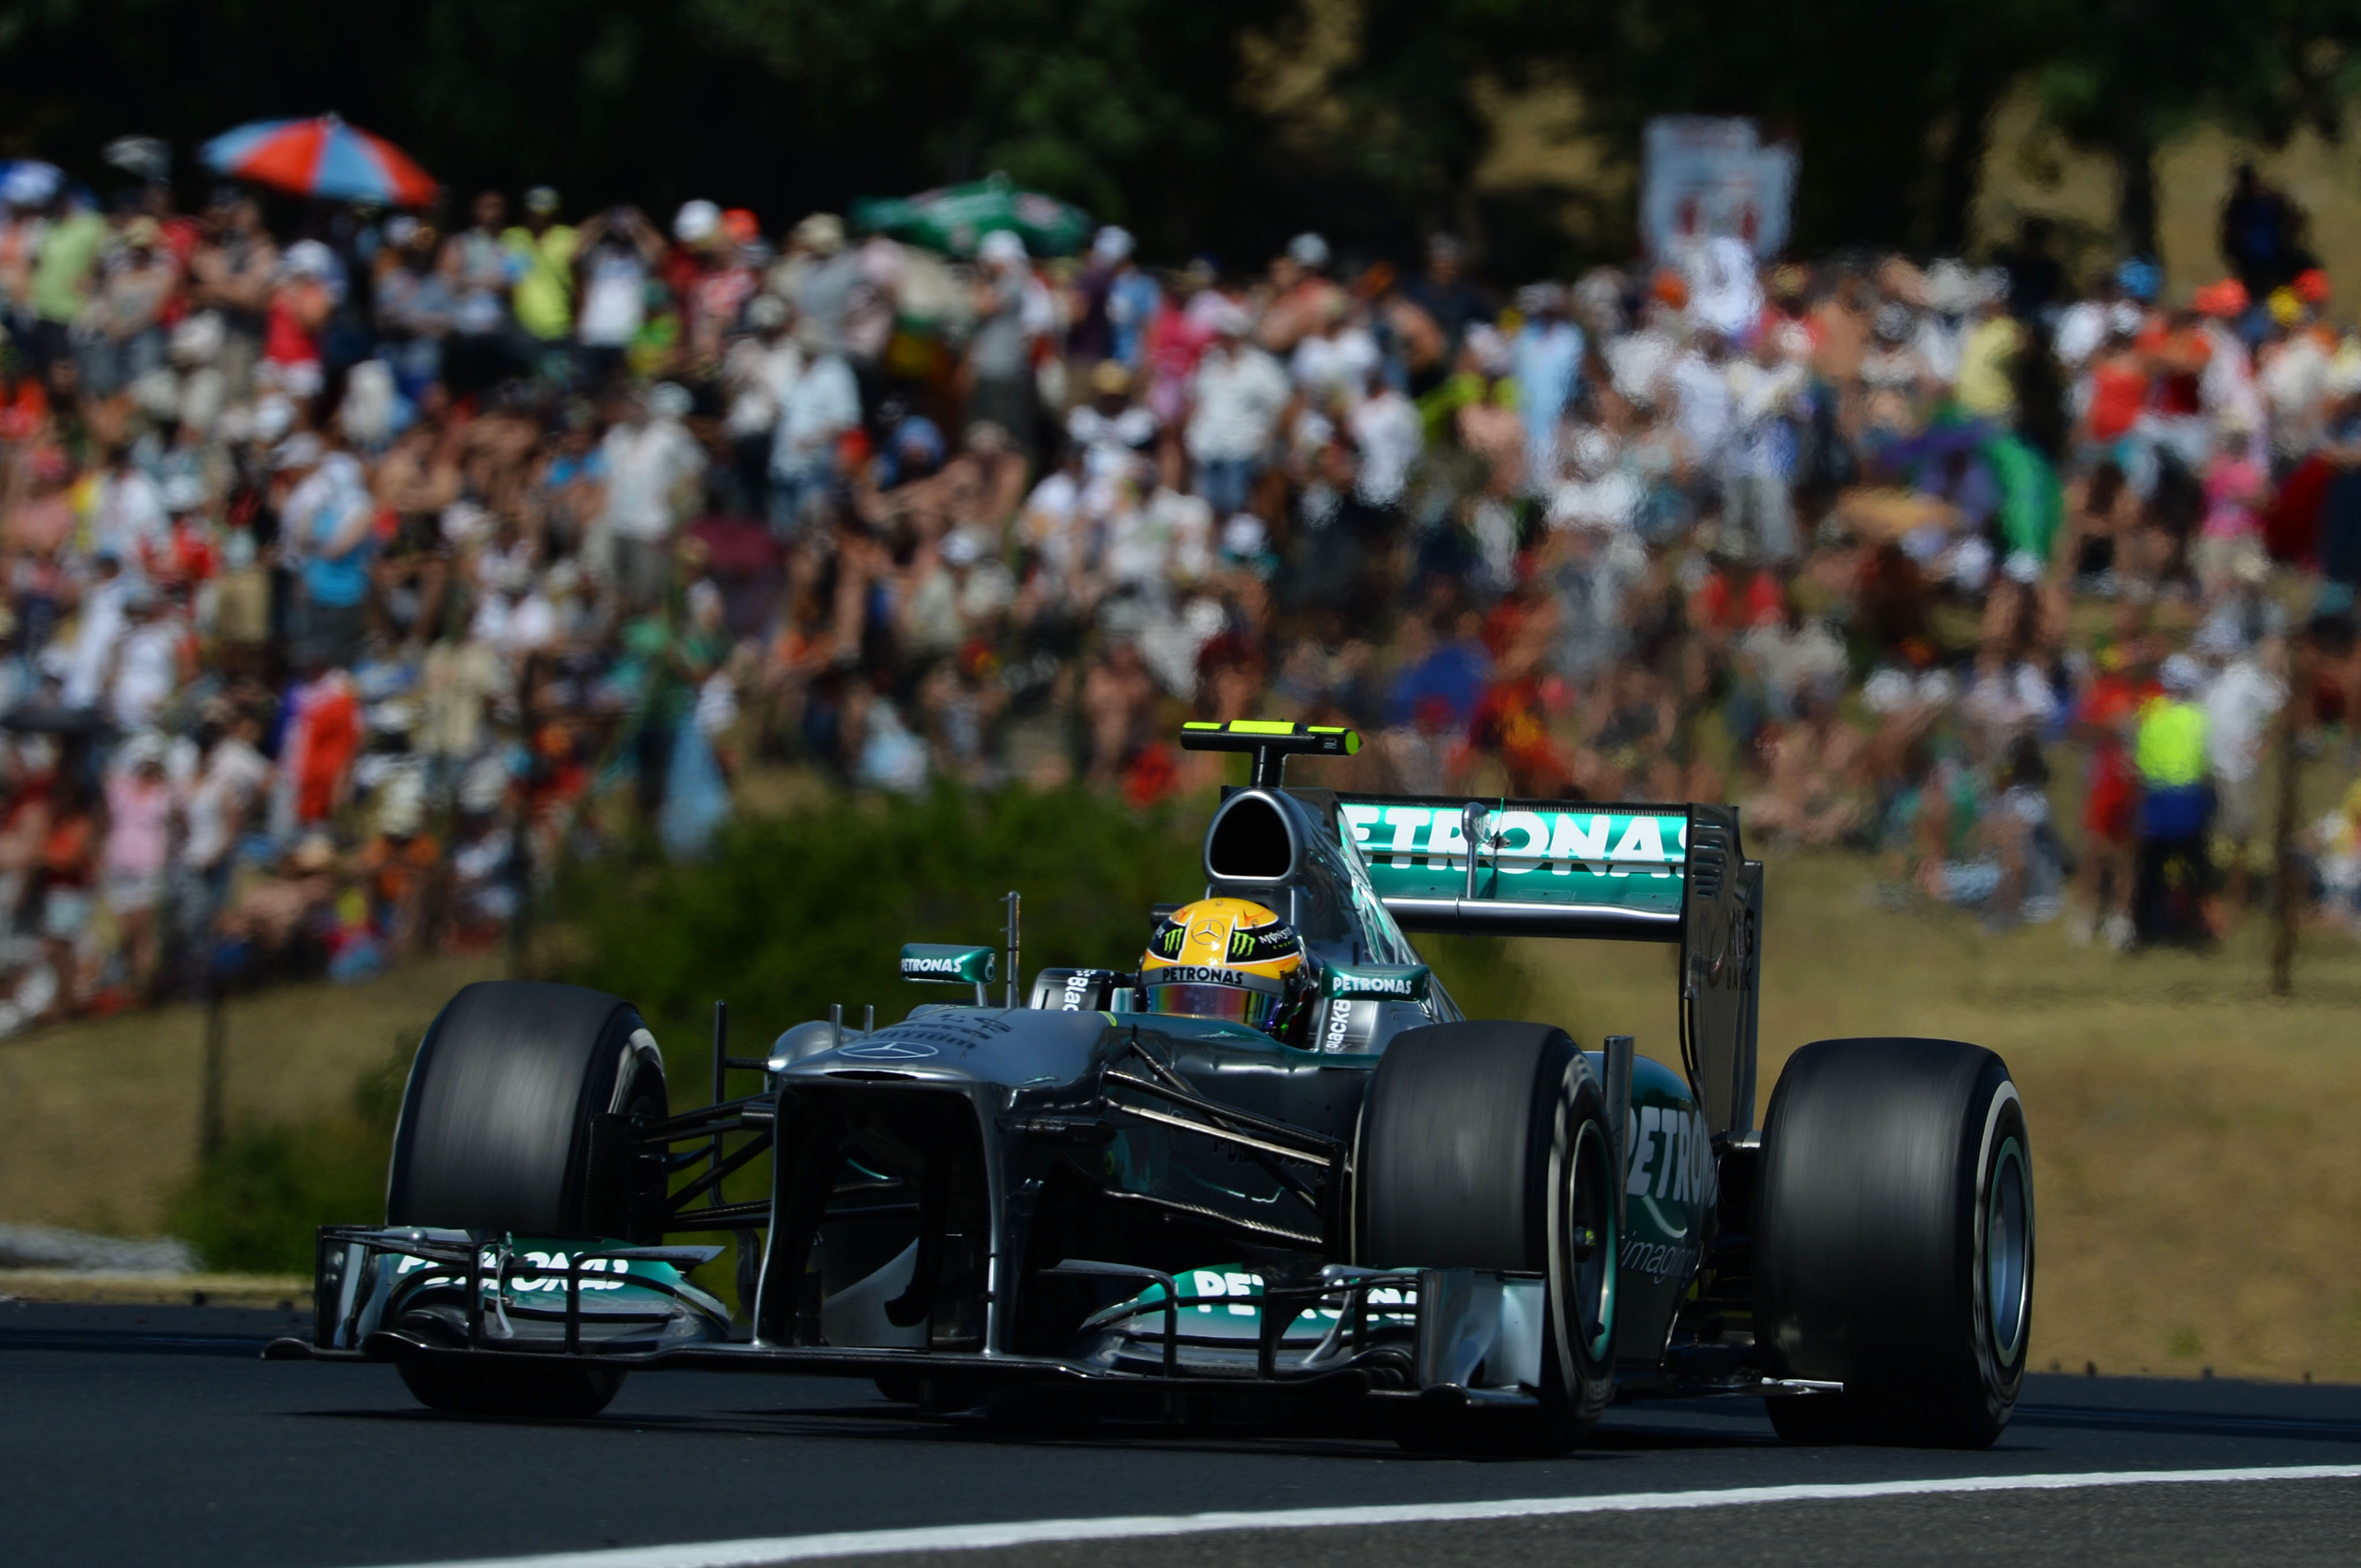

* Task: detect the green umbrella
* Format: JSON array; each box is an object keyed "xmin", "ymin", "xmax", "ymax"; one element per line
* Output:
[{"xmin": 850, "ymin": 172, "xmax": 1091, "ymax": 258}]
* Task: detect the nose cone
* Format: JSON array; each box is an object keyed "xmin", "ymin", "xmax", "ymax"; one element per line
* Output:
[{"xmin": 776, "ymin": 1007, "xmax": 1115, "ymax": 1091}]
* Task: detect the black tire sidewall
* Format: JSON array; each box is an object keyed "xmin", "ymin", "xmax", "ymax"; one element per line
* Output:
[
  {"xmin": 1355, "ymin": 1022, "xmax": 1618, "ymax": 1450},
  {"xmin": 397, "ymin": 1356, "xmax": 627, "ymax": 1419},
  {"xmin": 1756, "ymin": 1037, "xmax": 2032, "ymax": 1448},
  {"xmin": 386, "ymin": 981, "xmax": 666, "ymax": 1240},
  {"xmin": 1960, "ymin": 1059, "xmax": 2032, "ymax": 1439},
  {"xmin": 1541, "ymin": 1060, "xmax": 1617, "ymax": 1435}
]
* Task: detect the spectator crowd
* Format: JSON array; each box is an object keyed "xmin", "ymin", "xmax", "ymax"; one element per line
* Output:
[{"xmin": 0, "ymin": 153, "xmax": 2359, "ymax": 1034}]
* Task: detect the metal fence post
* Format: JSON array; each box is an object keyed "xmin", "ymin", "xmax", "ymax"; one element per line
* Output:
[{"xmin": 199, "ymin": 973, "xmax": 228, "ymax": 1160}]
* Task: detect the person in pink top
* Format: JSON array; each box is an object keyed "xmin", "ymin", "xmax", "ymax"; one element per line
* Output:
[
  {"xmin": 101, "ymin": 737, "xmax": 175, "ymax": 992},
  {"xmin": 2196, "ymin": 419, "xmax": 2268, "ymax": 600}
]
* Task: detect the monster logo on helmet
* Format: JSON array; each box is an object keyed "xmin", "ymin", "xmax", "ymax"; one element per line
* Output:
[{"xmin": 1140, "ymin": 897, "xmax": 1311, "ymax": 1034}]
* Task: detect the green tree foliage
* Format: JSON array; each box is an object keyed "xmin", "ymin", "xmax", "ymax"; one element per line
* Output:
[
  {"xmin": 2034, "ymin": 0, "xmax": 2361, "ymax": 252},
  {"xmin": 1514, "ymin": 0, "xmax": 2051, "ymax": 253},
  {"xmin": 0, "ymin": 0, "xmax": 1275, "ymax": 255},
  {"xmin": 2, "ymin": 0, "xmax": 2351, "ymax": 267},
  {"xmin": 693, "ymin": 0, "xmax": 1272, "ymax": 249},
  {"xmin": 1297, "ymin": 0, "xmax": 1552, "ymax": 238}
]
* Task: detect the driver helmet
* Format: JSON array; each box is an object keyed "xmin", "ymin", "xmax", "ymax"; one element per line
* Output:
[{"xmin": 1140, "ymin": 897, "xmax": 1309, "ymax": 1033}]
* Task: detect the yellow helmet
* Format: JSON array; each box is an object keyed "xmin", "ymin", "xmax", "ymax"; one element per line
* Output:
[{"xmin": 1140, "ymin": 897, "xmax": 1308, "ymax": 1032}]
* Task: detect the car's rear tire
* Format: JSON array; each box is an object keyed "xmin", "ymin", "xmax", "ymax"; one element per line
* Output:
[
  {"xmin": 1356, "ymin": 1021, "xmax": 1618, "ymax": 1455},
  {"xmin": 398, "ymin": 1357, "xmax": 627, "ymax": 1419},
  {"xmin": 1755, "ymin": 1037, "xmax": 2032, "ymax": 1449},
  {"xmin": 384, "ymin": 980, "xmax": 668, "ymax": 1418}
]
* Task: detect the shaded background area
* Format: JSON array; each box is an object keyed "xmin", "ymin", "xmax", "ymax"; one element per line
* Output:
[{"xmin": 5, "ymin": 0, "xmax": 2361, "ymax": 281}]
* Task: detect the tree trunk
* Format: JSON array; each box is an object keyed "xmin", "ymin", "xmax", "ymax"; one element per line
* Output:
[
  {"xmin": 2269, "ymin": 650, "xmax": 2310, "ymax": 995},
  {"xmin": 2114, "ymin": 122, "xmax": 2160, "ymax": 258},
  {"xmin": 1930, "ymin": 78, "xmax": 2001, "ymax": 255}
]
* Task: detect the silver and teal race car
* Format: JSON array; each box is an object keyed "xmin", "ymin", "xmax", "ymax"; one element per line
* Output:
[{"xmin": 275, "ymin": 720, "xmax": 2033, "ymax": 1453}]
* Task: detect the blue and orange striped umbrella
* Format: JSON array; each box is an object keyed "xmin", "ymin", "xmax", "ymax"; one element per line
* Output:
[{"xmin": 201, "ymin": 114, "xmax": 437, "ymax": 207}]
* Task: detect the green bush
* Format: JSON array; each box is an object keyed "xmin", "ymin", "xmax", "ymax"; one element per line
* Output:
[
  {"xmin": 164, "ymin": 1033, "xmax": 413, "ymax": 1275},
  {"xmin": 553, "ymin": 785, "xmax": 1208, "ymax": 1088},
  {"xmin": 553, "ymin": 783, "xmax": 1541, "ymax": 1085},
  {"xmin": 163, "ymin": 783, "xmax": 1548, "ymax": 1273}
]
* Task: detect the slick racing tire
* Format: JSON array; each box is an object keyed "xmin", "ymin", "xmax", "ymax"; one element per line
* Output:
[
  {"xmin": 1755, "ymin": 1037, "xmax": 2032, "ymax": 1449},
  {"xmin": 1356, "ymin": 1022, "xmax": 1618, "ymax": 1455},
  {"xmin": 384, "ymin": 981, "xmax": 668, "ymax": 1419},
  {"xmin": 398, "ymin": 1356, "xmax": 629, "ymax": 1419}
]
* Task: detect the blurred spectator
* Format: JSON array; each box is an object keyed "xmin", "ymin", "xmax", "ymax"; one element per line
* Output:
[
  {"xmin": 2133, "ymin": 653, "xmax": 2214, "ymax": 943},
  {"xmin": 0, "ymin": 153, "xmax": 2347, "ymax": 1040},
  {"xmin": 506, "ymin": 186, "xmax": 579, "ymax": 361},
  {"xmin": 596, "ymin": 383, "xmax": 704, "ymax": 609},
  {"xmin": 1186, "ymin": 304, "xmax": 1287, "ymax": 517}
]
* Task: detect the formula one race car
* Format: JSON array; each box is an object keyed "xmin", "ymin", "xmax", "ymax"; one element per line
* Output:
[{"xmin": 274, "ymin": 721, "xmax": 2034, "ymax": 1453}]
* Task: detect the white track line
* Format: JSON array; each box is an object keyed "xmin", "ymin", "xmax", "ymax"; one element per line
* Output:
[{"xmin": 391, "ymin": 1464, "xmax": 2361, "ymax": 1568}]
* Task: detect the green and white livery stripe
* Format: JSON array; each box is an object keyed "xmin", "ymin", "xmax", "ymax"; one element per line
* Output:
[{"xmin": 1336, "ymin": 798, "xmax": 1687, "ymax": 912}]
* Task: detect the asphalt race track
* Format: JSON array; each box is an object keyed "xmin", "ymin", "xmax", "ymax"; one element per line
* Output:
[{"xmin": 6, "ymin": 1300, "xmax": 2360, "ymax": 1567}]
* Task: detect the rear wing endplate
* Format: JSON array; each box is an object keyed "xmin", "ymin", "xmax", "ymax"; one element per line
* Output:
[{"xmin": 1333, "ymin": 794, "xmax": 1762, "ymax": 1136}]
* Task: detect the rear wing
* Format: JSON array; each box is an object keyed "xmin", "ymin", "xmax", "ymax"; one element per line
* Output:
[
  {"xmin": 1336, "ymin": 796, "xmax": 1688, "ymax": 941},
  {"xmin": 1332, "ymin": 792, "xmax": 1763, "ymax": 1137},
  {"xmin": 1177, "ymin": 723, "xmax": 1760, "ymax": 1134}
]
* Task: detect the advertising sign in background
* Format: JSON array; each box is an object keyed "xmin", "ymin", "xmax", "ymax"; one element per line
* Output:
[{"xmin": 1641, "ymin": 116, "xmax": 1798, "ymax": 261}]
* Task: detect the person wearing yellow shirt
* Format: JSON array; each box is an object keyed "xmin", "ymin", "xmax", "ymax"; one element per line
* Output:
[
  {"xmin": 503, "ymin": 186, "xmax": 579, "ymax": 357},
  {"xmin": 2132, "ymin": 653, "xmax": 2215, "ymax": 944},
  {"xmin": 1955, "ymin": 281, "xmax": 2023, "ymax": 423}
]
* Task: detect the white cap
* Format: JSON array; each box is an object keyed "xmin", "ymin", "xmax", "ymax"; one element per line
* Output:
[
  {"xmin": 1287, "ymin": 232, "xmax": 1330, "ymax": 271},
  {"xmin": 1092, "ymin": 225, "xmax": 1134, "ymax": 263},
  {"xmin": 254, "ymin": 393, "xmax": 296, "ymax": 443},
  {"xmin": 118, "ymin": 730, "xmax": 169, "ymax": 772},
  {"xmin": 376, "ymin": 767, "xmax": 425, "ymax": 837},
  {"xmin": 1571, "ymin": 428, "xmax": 1615, "ymax": 476},
  {"xmin": 2160, "ymin": 653, "xmax": 2203, "ymax": 695},
  {"xmin": 1221, "ymin": 514, "xmax": 1268, "ymax": 556},
  {"xmin": 281, "ymin": 239, "xmax": 337, "ymax": 280},
  {"xmin": 979, "ymin": 228, "xmax": 1028, "ymax": 268},
  {"xmin": 1862, "ymin": 667, "xmax": 1914, "ymax": 715},
  {"xmin": 647, "ymin": 382, "xmax": 693, "ymax": 419},
  {"xmin": 2, "ymin": 162, "xmax": 59, "ymax": 208},
  {"xmin": 1922, "ymin": 259, "xmax": 1975, "ymax": 314},
  {"xmin": 270, "ymin": 432, "xmax": 324, "ymax": 471},
  {"xmin": 941, "ymin": 530, "xmax": 982, "ymax": 567},
  {"xmin": 674, "ymin": 199, "xmax": 722, "ymax": 244},
  {"xmin": 161, "ymin": 474, "xmax": 206, "ymax": 513}
]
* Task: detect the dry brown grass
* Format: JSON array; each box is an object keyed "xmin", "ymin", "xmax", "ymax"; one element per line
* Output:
[
  {"xmin": 0, "ymin": 952, "xmax": 500, "ymax": 1235},
  {"xmin": 1523, "ymin": 849, "xmax": 2361, "ymax": 1384}
]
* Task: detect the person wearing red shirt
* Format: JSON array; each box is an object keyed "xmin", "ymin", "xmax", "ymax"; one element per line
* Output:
[
  {"xmin": 2069, "ymin": 638, "xmax": 2160, "ymax": 949},
  {"xmin": 2083, "ymin": 312, "xmax": 2151, "ymax": 448}
]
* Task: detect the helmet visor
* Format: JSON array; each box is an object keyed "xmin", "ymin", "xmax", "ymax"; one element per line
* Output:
[{"xmin": 1143, "ymin": 978, "xmax": 1283, "ymax": 1030}]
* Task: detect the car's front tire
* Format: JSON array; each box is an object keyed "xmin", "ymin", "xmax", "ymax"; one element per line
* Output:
[
  {"xmin": 383, "ymin": 980, "xmax": 669, "ymax": 1418},
  {"xmin": 1755, "ymin": 1036, "xmax": 2033, "ymax": 1448},
  {"xmin": 1356, "ymin": 1021, "xmax": 1618, "ymax": 1454},
  {"xmin": 398, "ymin": 1356, "xmax": 628, "ymax": 1419}
]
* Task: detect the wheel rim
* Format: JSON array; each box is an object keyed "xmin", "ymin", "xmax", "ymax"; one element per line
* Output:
[
  {"xmin": 1563, "ymin": 1118, "xmax": 1616, "ymax": 1363},
  {"xmin": 1986, "ymin": 1136, "xmax": 2030, "ymax": 1365}
]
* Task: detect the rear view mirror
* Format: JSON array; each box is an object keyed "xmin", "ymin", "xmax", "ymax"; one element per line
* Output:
[{"xmin": 901, "ymin": 943, "xmax": 998, "ymax": 1006}]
